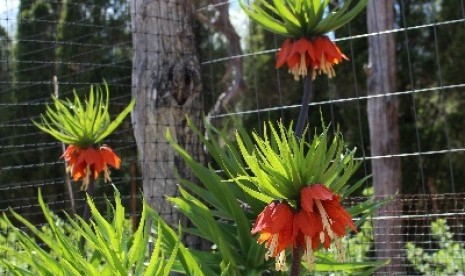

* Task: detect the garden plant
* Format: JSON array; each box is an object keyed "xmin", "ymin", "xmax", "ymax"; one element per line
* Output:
[{"xmin": 0, "ymin": 0, "xmax": 390, "ymax": 275}]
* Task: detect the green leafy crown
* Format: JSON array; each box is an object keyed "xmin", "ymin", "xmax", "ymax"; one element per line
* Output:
[
  {"xmin": 233, "ymin": 121, "xmax": 360, "ymax": 204},
  {"xmin": 239, "ymin": 0, "xmax": 368, "ymax": 37},
  {"xmin": 33, "ymin": 84, "xmax": 135, "ymax": 147}
]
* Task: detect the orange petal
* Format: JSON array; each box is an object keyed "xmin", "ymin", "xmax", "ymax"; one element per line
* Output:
[
  {"xmin": 251, "ymin": 201, "xmax": 277, "ymax": 234},
  {"xmin": 75, "ymin": 148, "xmax": 89, "ymax": 167},
  {"xmin": 306, "ymin": 42, "xmax": 316, "ymax": 67},
  {"xmin": 313, "ymin": 36, "xmax": 325, "ymax": 65},
  {"xmin": 293, "ymin": 210, "xmax": 322, "ymax": 241},
  {"xmin": 258, "ymin": 232, "xmax": 272, "ymax": 244},
  {"xmin": 72, "ymin": 162, "xmax": 87, "ymax": 181},
  {"xmin": 62, "ymin": 145, "xmax": 79, "ymax": 164},
  {"xmin": 252, "ymin": 201, "xmax": 294, "ymax": 256},
  {"xmin": 269, "ymin": 201, "xmax": 294, "ymax": 233},
  {"xmin": 84, "ymin": 147, "xmax": 99, "ymax": 166},
  {"xmin": 301, "ymin": 184, "xmax": 334, "ymax": 213},
  {"xmin": 276, "ymin": 39, "xmax": 293, "ymax": 69},
  {"xmin": 319, "ymin": 36, "xmax": 347, "ymax": 64},
  {"xmin": 324, "ymin": 198, "xmax": 357, "ymax": 235},
  {"xmin": 100, "ymin": 146, "xmax": 121, "ymax": 169},
  {"xmin": 292, "ymin": 38, "xmax": 312, "ymax": 54},
  {"xmin": 285, "ymin": 53, "xmax": 301, "ymax": 69}
]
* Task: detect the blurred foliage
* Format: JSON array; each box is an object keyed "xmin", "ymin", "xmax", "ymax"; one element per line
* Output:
[
  {"xmin": 406, "ymin": 218, "xmax": 465, "ymax": 275},
  {"xmin": 1, "ymin": 0, "xmax": 64, "ymax": 212},
  {"xmin": 0, "ymin": 188, "xmax": 205, "ymax": 275}
]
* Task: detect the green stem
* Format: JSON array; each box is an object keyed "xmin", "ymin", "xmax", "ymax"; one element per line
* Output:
[
  {"xmin": 290, "ymin": 247, "xmax": 304, "ymax": 275},
  {"xmin": 291, "ymin": 75, "xmax": 313, "ymax": 273},
  {"xmin": 80, "ymin": 179, "xmax": 95, "ymax": 251},
  {"xmin": 294, "ymin": 76, "xmax": 313, "ymax": 138},
  {"xmin": 82, "ymin": 179, "xmax": 95, "ymax": 221}
]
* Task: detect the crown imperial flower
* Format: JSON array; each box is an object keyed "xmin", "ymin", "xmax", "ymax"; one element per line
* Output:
[
  {"xmin": 276, "ymin": 36, "xmax": 348, "ymax": 80},
  {"xmin": 240, "ymin": 0, "xmax": 366, "ymax": 80},
  {"xmin": 251, "ymin": 201, "xmax": 294, "ymax": 271},
  {"xmin": 300, "ymin": 184, "xmax": 357, "ymax": 263},
  {"xmin": 252, "ymin": 184, "xmax": 357, "ymax": 271},
  {"xmin": 293, "ymin": 209, "xmax": 322, "ymax": 270},
  {"xmin": 63, "ymin": 144, "xmax": 121, "ymax": 190},
  {"xmin": 34, "ymin": 84, "xmax": 134, "ymax": 190},
  {"xmin": 236, "ymin": 122, "xmax": 367, "ymax": 271}
]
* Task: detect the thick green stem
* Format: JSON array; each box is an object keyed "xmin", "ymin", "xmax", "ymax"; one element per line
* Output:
[
  {"xmin": 291, "ymin": 76, "xmax": 313, "ymax": 274},
  {"xmin": 290, "ymin": 247, "xmax": 304, "ymax": 276},
  {"xmin": 80, "ymin": 179, "xmax": 95, "ymax": 251},
  {"xmin": 82, "ymin": 179, "xmax": 95, "ymax": 221},
  {"xmin": 294, "ymin": 76, "xmax": 313, "ymax": 138}
]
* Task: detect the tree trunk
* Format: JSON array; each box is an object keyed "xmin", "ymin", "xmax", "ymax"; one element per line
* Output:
[
  {"xmin": 130, "ymin": 0, "xmax": 204, "ymax": 228},
  {"xmin": 366, "ymin": 1, "xmax": 404, "ymax": 274}
]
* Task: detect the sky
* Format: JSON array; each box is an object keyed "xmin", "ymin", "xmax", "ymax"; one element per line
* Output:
[
  {"xmin": 229, "ymin": 2, "xmax": 249, "ymax": 48},
  {"xmin": 0, "ymin": 0, "xmax": 19, "ymax": 35},
  {"xmin": 0, "ymin": 1, "xmax": 245, "ymax": 40}
]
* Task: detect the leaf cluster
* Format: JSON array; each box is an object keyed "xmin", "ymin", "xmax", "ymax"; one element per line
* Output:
[
  {"xmin": 406, "ymin": 219, "xmax": 465, "ymax": 275},
  {"xmin": 239, "ymin": 0, "xmax": 368, "ymax": 38},
  {"xmin": 0, "ymin": 188, "xmax": 201, "ymax": 276},
  {"xmin": 165, "ymin": 118, "xmax": 387, "ymax": 274},
  {"xmin": 234, "ymin": 121, "xmax": 360, "ymax": 205},
  {"xmin": 33, "ymin": 84, "xmax": 135, "ymax": 147}
]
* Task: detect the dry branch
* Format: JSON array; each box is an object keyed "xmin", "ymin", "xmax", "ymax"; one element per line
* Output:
[{"xmin": 195, "ymin": 0, "xmax": 246, "ymax": 117}]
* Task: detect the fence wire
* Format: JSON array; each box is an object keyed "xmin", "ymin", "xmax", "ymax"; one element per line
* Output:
[{"xmin": 1, "ymin": 0, "xmax": 465, "ymax": 275}]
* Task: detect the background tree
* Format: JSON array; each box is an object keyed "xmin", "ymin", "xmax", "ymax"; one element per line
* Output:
[
  {"xmin": 0, "ymin": 26, "xmax": 15, "ymax": 198},
  {"xmin": 130, "ymin": 0, "xmax": 205, "ymax": 237},
  {"xmin": 0, "ymin": 26, "xmax": 11, "ymax": 84},
  {"xmin": 56, "ymin": 0, "xmax": 131, "ymax": 87},
  {"xmin": 0, "ymin": 26, "xmax": 13, "ymax": 126},
  {"xmin": 1, "ymin": 0, "xmax": 61, "ymax": 220},
  {"xmin": 366, "ymin": 1, "xmax": 403, "ymax": 274}
]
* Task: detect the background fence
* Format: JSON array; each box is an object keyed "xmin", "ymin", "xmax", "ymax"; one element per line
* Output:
[{"xmin": 1, "ymin": 0, "xmax": 465, "ymax": 274}]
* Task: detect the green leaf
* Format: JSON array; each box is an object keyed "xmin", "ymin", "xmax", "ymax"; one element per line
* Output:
[
  {"xmin": 312, "ymin": 258, "xmax": 390, "ymax": 272},
  {"xmin": 147, "ymin": 207, "xmax": 213, "ymax": 276},
  {"xmin": 128, "ymin": 201, "xmax": 149, "ymax": 272},
  {"xmin": 272, "ymin": 0, "xmax": 301, "ymax": 28},
  {"xmin": 145, "ymin": 221, "xmax": 165, "ymax": 275},
  {"xmin": 86, "ymin": 196, "xmax": 127, "ymax": 274},
  {"xmin": 240, "ymin": 0, "xmax": 367, "ymax": 36},
  {"xmin": 239, "ymin": 0, "xmax": 289, "ymax": 36},
  {"xmin": 167, "ymin": 191, "xmax": 241, "ymax": 269},
  {"xmin": 34, "ymin": 83, "xmax": 135, "ymax": 147}
]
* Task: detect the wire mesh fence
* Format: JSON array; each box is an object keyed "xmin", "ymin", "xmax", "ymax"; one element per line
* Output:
[{"xmin": 1, "ymin": 0, "xmax": 465, "ymax": 274}]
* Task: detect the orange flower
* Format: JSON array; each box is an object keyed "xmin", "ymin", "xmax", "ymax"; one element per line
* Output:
[
  {"xmin": 313, "ymin": 36, "xmax": 348, "ymax": 78},
  {"xmin": 300, "ymin": 184, "xmax": 356, "ymax": 264},
  {"xmin": 293, "ymin": 210, "xmax": 322, "ymax": 270},
  {"xmin": 276, "ymin": 38, "xmax": 315, "ymax": 81},
  {"xmin": 62, "ymin": 144, "xmax": 121, "ymax": 190},
  {"xmin": 275, "ymin": 36, "xmax": 347, "ymax": 80},
  {"xmin": 251, "ymin": 201, "xmax": 294, "ymax": 271}
]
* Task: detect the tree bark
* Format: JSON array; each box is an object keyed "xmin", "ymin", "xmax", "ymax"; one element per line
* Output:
[
  {"xmin": 366, "ymin": 1, "xmax": 404, "ymax": 274},
  {"xmin": 130, "ymin": 0, "xmax": 204, "ymax": 228}
]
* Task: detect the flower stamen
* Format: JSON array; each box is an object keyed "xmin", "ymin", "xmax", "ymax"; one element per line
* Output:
[
  {"xmin": 335, "ymin": 237, "xmax": 346, "ymax": 262},
  {"xmin": 304, "ymin": 236, "xmax": 316, "ymax": 271},
  {"xmin": 275, "ymin": 250, "xmax": 287, "ymax": 271},
  {"xmin": 315, "ymin": 199, "xmax": 337, "ymax": 241},
  {"xmin": 265, "ymin": 234, "xmax": 279, "ymax": 260}
]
